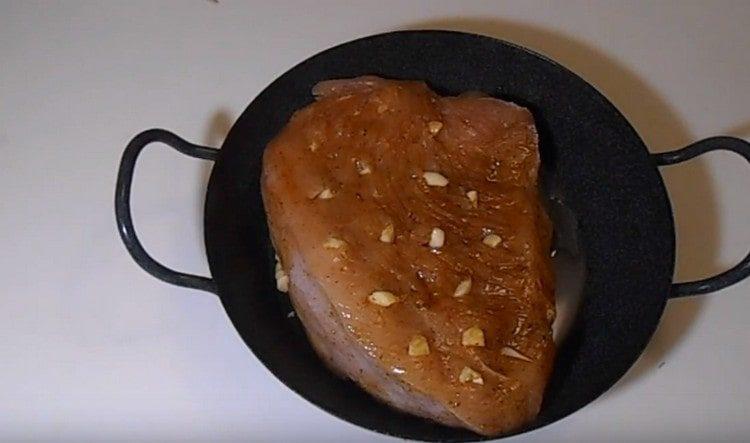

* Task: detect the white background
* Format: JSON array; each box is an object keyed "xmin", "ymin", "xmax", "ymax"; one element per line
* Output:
[{"xmin": 1, "ymin": 1, "xmax": 749, "ymax": 442}]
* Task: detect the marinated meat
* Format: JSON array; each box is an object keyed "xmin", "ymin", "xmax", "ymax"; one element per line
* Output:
[{"xmin": 261, "ymin": 76, "xmax": 554, "ymax": 436}]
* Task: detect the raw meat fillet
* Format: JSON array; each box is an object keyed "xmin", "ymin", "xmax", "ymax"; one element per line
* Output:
[{"xmin": 262, "ymin": 76, "xmax": 554, "ymax": 436}]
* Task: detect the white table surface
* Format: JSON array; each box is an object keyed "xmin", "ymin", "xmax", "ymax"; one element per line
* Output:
[{"xmin": 2, "ymin": 1, "xmax": 749, "ymax": 441}]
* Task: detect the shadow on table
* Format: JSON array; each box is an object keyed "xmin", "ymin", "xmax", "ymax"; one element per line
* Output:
[
  {"xmin": 402, "ymin": 17, "xmax": 722, "ymax": 389},
  {"xmin": 724, "ymin": 120, "xmax": 750, "ymax": 138}
]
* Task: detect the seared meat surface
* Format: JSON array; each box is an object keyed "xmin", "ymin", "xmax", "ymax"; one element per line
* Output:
[{"xmin": 262, "ymin": 77, "xmax": 554, "ymax": 436}]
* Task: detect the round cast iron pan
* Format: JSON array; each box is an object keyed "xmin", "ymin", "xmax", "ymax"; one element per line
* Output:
[{"xmin": 115, "ymin": 31, "xmax": 750, "ymax": 441}]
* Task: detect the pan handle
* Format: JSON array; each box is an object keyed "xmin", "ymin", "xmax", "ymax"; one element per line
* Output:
[
  {"xmin": 653, "ymin": 136, "xmax": 750, "ymax": 298},
  {"xmin": 115, "ymin": 129, "xmax": 219, "ymax": 294}
]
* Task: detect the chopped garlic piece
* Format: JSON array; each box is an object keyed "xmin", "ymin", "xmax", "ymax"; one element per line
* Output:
[
  {"xmin": 276, "ymin": 274, "xmax": 289, "ymax": 292},
  {"xmin": 459, "ymin": 366, "xmax": 484, "ymax": 385},
  {"xmin": 501, "ymin": 346, "xmax": 533, "ymax": 362},
  {"xmin": 453, "ymin": 278, "xmax": 472, "ymax": 297},
  {"xmin": 380, "ymin": 224, "xmax": 395, "ymax": 243},
  {"xmin": 274, "ymin": 255, "xmax": 289, "ymax": 293},
  {"xmin": 317, "ymin": 188, "xmax": 334, "ymax": 200},
  {"xmin": 422, "ymin": 171, "xmax": 449, "ymax": 187},
  {"xmin": 309, "ymin": 141, "xmax": 318, "ymax": 152},
  {"xmin": 368, "ymin": 291, "xmax": 398, "ymax": 307},
  {"xmin": 324, "ymin": 237, "xmax": 345, "ymax": 249},
  {"xmin": 466, "ymin": 190, "xmax": 478, "ymax": 207},
  {"xmin": 377, "ymin": 104, "xmax": 388, "ymax": 114},
  {"xmin": 482, "ymin": 234, "xmax": 502, "ymax": 248},
  {"xmin": 408, "ymin": 335, "xmax": 430, "ymax": 356},
  {"xmin": 429, "ymin": 228, "xmax": 445, "ymax": 249},
  {"xmin": 462, "ymin": 326, "xmax": 485, "ymax": 347},
  {"xmin": 427, "ymin": 121, "xmax": 443, "ymax": 134},
  {"xmin": 356, "ymin": 160, "xmax": 372, "ymax": 175}
]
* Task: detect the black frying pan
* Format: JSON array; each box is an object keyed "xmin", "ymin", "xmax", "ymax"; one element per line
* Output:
[{"xmin": 115, "ymin": 31, "xmax": 750, "ymax": 441}]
